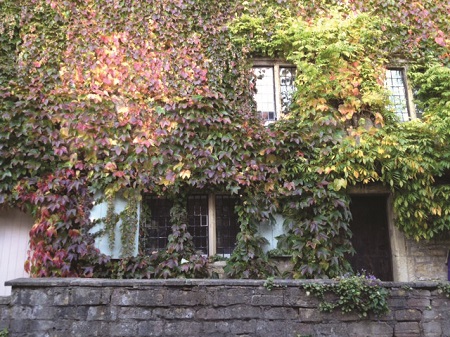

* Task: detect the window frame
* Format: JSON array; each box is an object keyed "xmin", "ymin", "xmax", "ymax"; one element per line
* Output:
[
  {"xmin": 142, "ymin": 193, "xmax": 240, "ymax": 257},
  {"xmin": 252, "ymin": 58, "xmax": 296, "ymax": 123},
  {"xmin": 385, "ymin": 66, "xmax": 418, "ymax": 121}
]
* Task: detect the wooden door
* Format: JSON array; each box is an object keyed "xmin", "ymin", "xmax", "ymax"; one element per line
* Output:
[
  {"xmin": 0, "ymin": 209, "xmax": 33, "ymax": 296},
  {"xmin": 348, "ymin": 195, "xmax": 393, "ymax": 281}
]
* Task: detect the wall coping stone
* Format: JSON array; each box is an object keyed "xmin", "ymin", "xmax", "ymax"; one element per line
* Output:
[{"xmin": 5, "ymin": 277, "xmax": 445, "ymax": 289}]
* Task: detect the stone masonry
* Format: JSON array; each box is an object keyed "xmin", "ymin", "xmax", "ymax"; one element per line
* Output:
[{"xmin": 0, "ymin": 278, "xmax": 449, "ymax": 337}]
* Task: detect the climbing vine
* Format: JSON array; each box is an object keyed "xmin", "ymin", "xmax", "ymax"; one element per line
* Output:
[{"xmin": 1, "ymin": 0, "xmax": 450, "ymax": 279}]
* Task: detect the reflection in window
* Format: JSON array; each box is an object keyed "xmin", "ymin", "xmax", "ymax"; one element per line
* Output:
[
  {"xmin": 254, "ymin": 67, "xmax": 276, "ymax": 121},
  {"xmin": 385, "ymin": 69, "xmax": 410, "ymax": 121},
  {"xmin": 187, "ymin": 195, "xmax": 209, "ymax": 255},
  {"xmin": 215, "ymin": 195, "xmax": 239, "ymax": 256},
  {"xmin": 280, "ymin": 67, "xmax": 296, "ymax": 114},
  {"xmin": 142, "ymin": 194, "xmax": 240, "ymax": 257},
  {"xmin": 142, "ymin": 196, "xmax": 173, "ymax": 253},
  {"xmin": 253, "ymin": 64, "xmax": 296, "ymax": 122}
]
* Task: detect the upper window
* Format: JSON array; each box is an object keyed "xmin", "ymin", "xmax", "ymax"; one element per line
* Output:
[
  {"xmin": 142, "ymin": 194, "xmax": 240, "ymax": 257},
  {"xmin": 253, "ymin": 61, "xmax": 296, "ymax": 122},
  {"xmin": 385, "ymin": 68, "xmax": 416, "ymax": 122}
]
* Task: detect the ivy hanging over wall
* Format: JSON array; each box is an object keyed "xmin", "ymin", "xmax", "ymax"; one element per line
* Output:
[{"xmin": 1, "ymin": 0, "xmax": 450, "ymax": 280}]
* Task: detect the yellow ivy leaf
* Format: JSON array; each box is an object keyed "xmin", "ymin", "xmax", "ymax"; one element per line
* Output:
[{"xmin": 179, "ymin": 169, "xmax": 191, "ymax": 179}]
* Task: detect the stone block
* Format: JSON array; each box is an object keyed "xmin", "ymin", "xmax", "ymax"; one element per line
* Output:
[
  {"xmin": 108, "ymin": 321, "xmax": 139, "ymax": 336},
  {"xmin": 53, "ymin": 290, "xmax": 70, "ymax": 306},
  {"xmin": 394, "ymin": 322, "xmax": 421, "ymax": 337},
  {"xmin": 298, "ymin": 308, "xmax": 323, "ymax": 322},
  {"xmin": 87, "ymin": 305, "xmax": 118, "ymax": 321},
  {"xmin": 228, "ymin": 304, "xmax": 262, "ymax": 319},
  {"xmin": 10, "ymin": 305, "xmax": 33, "ymax": 319},
  {"xmin": 54, "ymin": 305, "xmax": 89, "ymax": 320},
  {"xmin": 251, "ymin": 294, "xmax": 284, "ymax": 306},
  {"xmin": 164, "ymin": 321, "xmax": 202, "ymax": 336},
  {"xmin": 134, "ymin": 289, "xmax": 167, "ymax": 307},
  {"xmin": 212, "ymin": 287, "xmax": 251, "ymax": 307},
  {"xmin": 255, "ymin": 319, "xmax": 288, "ymax": 336},
  {"xmin": 70, "ymin": 287, "xmax": 102, "ymax": 306},
  {"xmin": 291, "ymin": 323, "xmax": 315, "ymax": 337},
  {"xmin": 230, "ymin": 319, "xmax": 257, "ymax": 334},
  {"xmin": 313, "ymin": 323, "xmax": 349, "ymax": 336},
  {"xmin": 8, "ymin": 319, "xmax": 30, "ymax": 333},
  {"xmin": 196, "ymin": 307, "xmax": 232, "ymax": 320},
  {"xmin": 422, "ymin": 308, "xmax": 441, "ymax": 321},
  {"xmin": 111, "ymin": 288, "xmax": 138, "ymax": 306},
  {"xmin": 348, "ymin": 321, "xmax": 393, "ymax": 337},
  {"xmin": 388, "ymin": 298, "xmax": 407, "ymax": 309},
  {"xmin": 154, "ymin": 307, "xmax": 195, "ymax": 319},
  {"xmin": 406, "ymin": 297, "xmax": 431, "ymax": 308},
  {"xmin": 137, "ymin": 320, "xmax": 164, "ymax": 336},
  {"xmin": 284, "ymin": 288, "xmax": 320, "ymax": 308},
  {"xmin": 27, "ymin": 319, "xmax": 61, "ymax": 332},
  {"xmin": 263, "ymin": 307, "xmax": 297, "ymax": 320},
  {"xmin": 118, "ymin": 307, "xmax": 153, "ymax": 320},
  {"xmin": 70, "ymin": 320, "xmax": 106, "ymax": 336},
  {"xmin": 422, "ymin": 321, "xmax": 442, "ymax": 337},
  {"xmin": 168, "ymin": 289, "xmax": 206, "ymax": 306},
  {"xmin": 201, "ymin": 321, "xmax": 231, "ymax": 334},
  {"xmin": 395, "ymin": 309, "xmax": 422, "ymax": 321}
]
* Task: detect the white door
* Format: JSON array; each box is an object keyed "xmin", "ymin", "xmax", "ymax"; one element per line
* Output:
[{"xmin": 0, "ymin": 208, "xmax": 33, "ymax": 296}]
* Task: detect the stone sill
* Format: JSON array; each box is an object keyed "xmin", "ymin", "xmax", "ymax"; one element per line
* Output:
[{"xmin": 5, "ymin": 277, "xmax": 445, "ymax": 290}]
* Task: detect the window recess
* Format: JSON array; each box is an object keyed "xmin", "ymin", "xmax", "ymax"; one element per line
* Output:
[
  {"xmin": 385, "ymin": 68, "xmax": 417, "ymax": 121},
  {"xmin": 142, "ymin": 194, "xmax": 240, "ymax": 257},
  {"xmin": 253, "ymin": 60, "xmax": 296, "ymax": 122}
]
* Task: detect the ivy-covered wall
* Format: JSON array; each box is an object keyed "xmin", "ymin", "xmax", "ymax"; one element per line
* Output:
[{"xmin": 1, "ymin": 0, "xmax": 450, "ymax": 281}]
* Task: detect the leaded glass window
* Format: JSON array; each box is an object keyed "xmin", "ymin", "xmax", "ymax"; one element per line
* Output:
[
  {"xmin": 385, "ymin": 68, "xmax": 411, "ymax": 122},
  {"xmin": 253, "ymin": 62, "xmax": 296, "ymax": 122}
]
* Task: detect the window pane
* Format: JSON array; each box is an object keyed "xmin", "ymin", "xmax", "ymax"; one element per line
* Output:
[
  {"xmin": 253, "ymin": 67, "xmax": 276, "ymax": 121},
  {"xmin": 215, "ymin": 195, "xmax": 239, "ymax": 256},
  {"xmin": 280, "ymin": 67, "xmax": 296, "ymax": 114},
  {"xmin": 142, "ymin": 196, "xmax": 173, "ymax": 253},
  {"xmin": 187, "ymin": 195, "xmax": 209, "ymax": 255},
  {"xmin": 385, "ymin": 69, "xmax": 410, "ymax": 121}
]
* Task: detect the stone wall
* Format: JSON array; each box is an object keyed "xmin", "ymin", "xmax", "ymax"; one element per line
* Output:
[
  {"xmin": 1, "ymin": 279, "xmax": 449, "ymax": 337},
  {"xmin": 404, "ymin": 237, "xmax": 450, "ymax": 282}
]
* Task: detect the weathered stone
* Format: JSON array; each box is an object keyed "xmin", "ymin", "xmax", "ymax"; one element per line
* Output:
[
  {"xmin": 298, "ymin": 308, "xmax": 323, "ymax": 322},
  {"xmin": 2, "ymin": 279, "xmax": 450, "ymax": 337},
  {"xmin": 263, "ymin": 307, "xmax": 297, "ymax": 320},
  {"xmin": 108, "ymin": 321, "xmax": 139, "ymax": 336},
  {"xmin": 251, "ymin": 294, "xmax": 284, "ymax": 306},
  {"xmin": 348, "ymin": 322, "xmax": 393, "ymax": 337},
  {"xmin": 119, "ymin": 307, "xmax": 153, "ymax": 320},
  {"xmin": 70, "ymin": 287, "xmax": 102, "ymax": 306},
  {"xmin": 111, "ymin": 288, "xmax": 138, "ymax": 306},
  {"xmin": 88, "ymin": 305, "xmax": 118, "ymax": 321},
  {"xmin": 164, "ymin": 321, "xmax": 202, "ymax": 336},
  {"xmin": 71, "ymin": 320, "xmax": 102, "ymax": 336},
  {"xmin": 284, "ymin": 287, "xmax": 319, "ymax": 308},
  {"xmin": 230, "ymin": 319, "xmax": 257, "ymax": 334},
  {"xmin": 167, "ymin": 289, "xmax": 206, "ymax": 306},
  {"xmin": 212, "ymin": 287, "xmax": 251, "ymax": 306},
  {"xmin": 313, "ymin": 323, "xmax": 349, "ymax": 336},
  {"xmin": 137, "ymin": 320, "xmax": 164, "ymax": 337},
  {"xmin": 395, "ymin": 309, "xmax": 422, "ymax": 321},
  {"xmin": 422, "ymin": 321, "xmax": 442, "ymax": 337},
  {"xmin": 152, "ymin": 307, "xmax": 195, "ymax": 319},
  {"xmin": 394, "ymin": 322, "xmax": 421, "ymax": 337},
  {"xmin": 134, "ymin": 289, "xmax": 167, "ymax": 307},
  {"xmin": 406, "ymin": 297, "xmax": 431, "ymax": 308},
  {"xmin": 255, "ymin": 319, "xmax": 287, "ymax": 336},
  {"xmin": 201, "ymin": 321, "xmax": 232, "ymax": 334}
]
